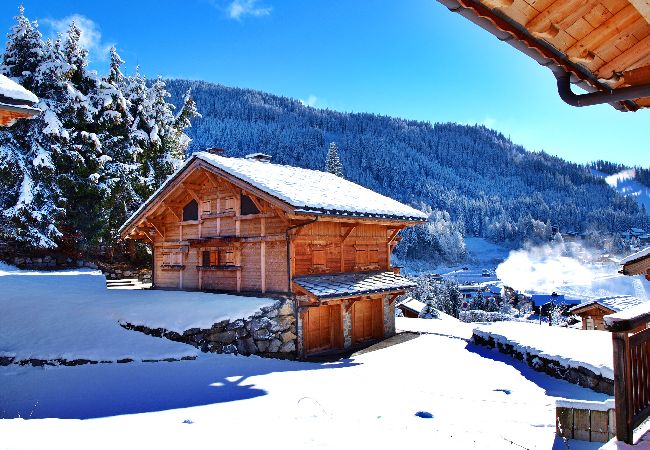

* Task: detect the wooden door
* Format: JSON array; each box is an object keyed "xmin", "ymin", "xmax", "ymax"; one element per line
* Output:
[
  {"xmin": 304, "ymin": 305, "xmax": 342, "ymax": 354},
  {"xmin": 352, "ymin": 298, "xmax": 383, "ymax": 344}
]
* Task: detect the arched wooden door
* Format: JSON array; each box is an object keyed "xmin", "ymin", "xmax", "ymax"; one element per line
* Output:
[
  {"xmin": 352, "ymin": 297, "xmax": 383, "ymax": 344},
  {"xmin": 303, "ymin": 304, "xmax": 342, "ymax": 354}
]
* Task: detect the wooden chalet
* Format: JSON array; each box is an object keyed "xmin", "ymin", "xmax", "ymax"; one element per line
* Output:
[
  {"xmin": 0, "ymin": 74, "xmax": 39, "ymax": 126},
  {"xmin": 120, "ymin": 151, "xmax": 427, "ymax": 356},
  {"xmin": 434, "ymin": 0, "xmax": 650, "ymax": 110},
  {"xmin": 570, "ymin": 295, "xmax": 647, "ymax": 331},
  {"xmin": 620, "ymin": 246, "xmax": 650, "ymax": 280}
]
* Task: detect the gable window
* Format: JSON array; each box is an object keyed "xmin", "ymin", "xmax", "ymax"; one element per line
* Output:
[
  {"xmin": 240, "ymin": 194, "xmax": 260, "ymax": 215},
  {"xmin": 182, "ymin": 200, "xmax": 198, "ymax": 221}
]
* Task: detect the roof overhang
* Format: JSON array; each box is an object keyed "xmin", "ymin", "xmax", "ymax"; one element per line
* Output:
[{"xmin": 435, "ymin": 0, "xmax": 650, "ymax": 111}]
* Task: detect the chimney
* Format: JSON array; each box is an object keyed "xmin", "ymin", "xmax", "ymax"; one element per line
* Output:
[
  {"xmin": 245, "ymin": 152, "xmax": 272, "ymax": 163},
  {"xmin": 206, "ymin": 147, "xmax": 225, "ymax": 155}
]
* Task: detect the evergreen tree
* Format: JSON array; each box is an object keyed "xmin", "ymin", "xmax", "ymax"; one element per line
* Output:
[
  {"xmin": 0, "ymin": 7, "xmax": 63, "ymax": 248},
  {"xmin": 325, "ymin": 141, "xmax": 343, "ymax": 177}
]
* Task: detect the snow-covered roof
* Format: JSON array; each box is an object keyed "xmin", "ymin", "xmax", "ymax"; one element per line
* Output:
[
  {"xmin": 121, "ymin": 152, "xmax": 427, "ymax": 234},
  {"xmin": 0, "ymin": 74, "xmax": 38, "ymax": 105},
  {"xmin": 195, "ymin": 152, "xmax": 427, "ymax": 221},
  {"xmin": 620, "ymin": 246, "xmax": 650, "ymax": 265},
  {"xmin": 570, "ymin": 295, "xmax": 646, "ymax": 314},
  {"xmin": 293, "ymin": 271, "xmax": 416, "ymax": 300},
  {"xmin": 398, "ymin": 298, "xmax": 426, "ymax": 314}
]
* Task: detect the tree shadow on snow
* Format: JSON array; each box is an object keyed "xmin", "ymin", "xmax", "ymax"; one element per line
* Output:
[
  {"xmin": 0, "ymin": 355, "xmax": 358, "ymax": 419},
  {"xmin": 465, "ymin": 342, "xmax": 612, "ymax": 402}
]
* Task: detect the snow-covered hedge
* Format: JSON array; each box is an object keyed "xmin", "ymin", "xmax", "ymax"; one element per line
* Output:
[{"xmin": 460, "ymin": 310, "xmax": 514, "ymax": 323}]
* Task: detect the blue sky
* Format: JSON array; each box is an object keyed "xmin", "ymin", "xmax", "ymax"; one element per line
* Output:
[{"xmin": 2, "ymin": 0, "xmax": 648, "ymax": 166}]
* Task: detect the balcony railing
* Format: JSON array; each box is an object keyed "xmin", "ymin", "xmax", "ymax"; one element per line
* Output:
[{"xmin": 605, "ymin": 303, "xmax": 650, "ymax": 444}]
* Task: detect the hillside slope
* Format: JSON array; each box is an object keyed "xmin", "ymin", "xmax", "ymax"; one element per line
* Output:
[
  {"xmin": 165, "ymin": 79, "xmax": 648, "ymax": 242},
  {"xmin": 591, "ymin": 169, "xmax": 650, "ymax": 216}
]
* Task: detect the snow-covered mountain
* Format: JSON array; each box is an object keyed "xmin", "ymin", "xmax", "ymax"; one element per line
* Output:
[{"xmin": 591, "ymin": 168, "xmax": 650, "ymax": 216}]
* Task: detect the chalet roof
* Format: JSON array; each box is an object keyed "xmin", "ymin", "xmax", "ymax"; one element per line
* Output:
[
  {"xmin": 570, "ymin": 295, "xmax": 646, "ymax": 314},
  {"xmin": 620, "ymin": 246, "xmax": 650, "ymax": 266},
  {"xmin": 293, "ymin": 271, "xmax": 416, "ymax": 300},
  {"xmin": 0, "ymin": 75, "xmax": 40, "ymax": 124},
  {"xmin": 435, "ymin": 0, "xmax": 650, "ymax": 111},
  {"xmin": 120, "ymin": 152, "xmax": 427, "ymax": 235},
  {"xmin": 0, "ymin": 75, "xmax": 38, "ymax": 105},
  {"xmin": 194, "ymin": 152, "xmax": 427, "ymax": 221}
]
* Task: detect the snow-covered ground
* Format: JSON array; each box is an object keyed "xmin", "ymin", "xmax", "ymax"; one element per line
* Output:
[
  {"xmin": 473, "ymin": 322, "xmax": 614, "ymax": 379},
  {"xmin": 0, "ymin": 268, "xmax": 274, "ymax": 363},
  {"xmin": 396, "ymin": 314, "xmax": 475, "ymax": 340},
  {"xmin": 1, "ymin": 328, "xmax": 612, "ymax": 449}
]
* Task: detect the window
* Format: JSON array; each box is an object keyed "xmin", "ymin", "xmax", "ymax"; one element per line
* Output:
[
  {"xmin": 202, "ymin": 250, "xmax": 218, "ymax": 266},
  {"xmin": 223, "ymin": 197, "xmax": 235, "ymax": 212},
  {"xmin": 355, "ymin": 245, "xmax": 380, "ymax": 269},
  {"xmin": 240, "ymin": 194, "xmax": 260, "ymax": 215},
  {"xmin": 162, "ymin": 252, "xmax": 183, "ymax": 266},
  {"xmin": 182, "ymin": 200, "xmax": 198, "ymax": 221},
  {"xmin": 201, "ymin": 249, "xmax": 235, "ymax": 267},
  {"xmin": 312, "ymin": 248, "xmax": 326, "ymax": 268},
  {"xmin": 201, "ymin": 200, "xmax": 211, "ymax": 215}
]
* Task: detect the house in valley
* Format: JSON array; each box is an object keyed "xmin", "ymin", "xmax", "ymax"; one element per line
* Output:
[
  {"xmin": 396, "ymin": 298, "xmax": 427, "ymax": 318},
  {"xmin": 620, "ymin": 247, "xmax": 650, "ymax": 281},
  {"xmin": 0, "ymin": 74, "xmax": 39, "ymax": 126},
  {"xmin": 570, "ymin": 296, "xmax": 647, "ymax": 332},
  {"xmin": 120, "ymin": 151, "xmax": 427, "ymax": 357}
]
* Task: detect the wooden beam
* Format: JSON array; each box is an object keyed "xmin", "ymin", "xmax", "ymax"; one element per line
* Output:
[
  {"xmin": 623, "ymin": 64, "xmax": 650, "ymax": 86},
  {"xmin": 341, "ymin": 224, "xmax": 357, "ymax": 242},
  {"xmin": 596, "ymin": 34, "xmax": 650, "ymax": 79},
  {"xmin": 165, "ymin": 205, "xmax": 180, "ymax": 221}
]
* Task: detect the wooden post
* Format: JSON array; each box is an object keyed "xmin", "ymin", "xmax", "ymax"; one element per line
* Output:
[
  {"xmin": 612, "ymin": 331, "xmax": 632, "ymax": 444},
  {"xmin": 216, "ymin": 197, "xmax": 221, "ymax": 235},
  {"xmin": 261, "ymin": 217, "xmax": 266, "ymax": 293}
]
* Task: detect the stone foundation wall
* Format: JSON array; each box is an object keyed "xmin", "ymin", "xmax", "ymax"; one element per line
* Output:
[
  {"xmin": 472, "ymin": 333, "xmax": 614, "ymax": 395},
  {"xmin": 122, "ymin": 298, "xmax": 298, "ymax": 359},
  {"xmin": 383, "ymin": 296, "xmax": 395, "ymax": 337}
]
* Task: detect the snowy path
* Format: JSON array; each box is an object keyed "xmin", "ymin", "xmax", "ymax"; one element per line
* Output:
[{"xmin": 1, "ymin": 333, "xmax": 610, "ymax": 449}]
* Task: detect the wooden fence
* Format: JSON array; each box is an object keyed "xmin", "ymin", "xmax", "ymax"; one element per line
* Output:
[{"xmin": 606, "ymin": 308, "xmax": 650, "ymax": 444}]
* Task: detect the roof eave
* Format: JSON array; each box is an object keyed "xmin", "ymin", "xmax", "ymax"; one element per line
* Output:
[{"xmin": 435, "ymin": 0, "xmax": 640, "ymax": 112}]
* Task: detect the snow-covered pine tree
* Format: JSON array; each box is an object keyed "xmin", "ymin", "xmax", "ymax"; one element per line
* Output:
[
  {"xmin": 325, "ymin": 141, "xmax": 343, "ymax": 177},
  {"xmin": 95, "ymin": 47, "xmax": 138, "ymax": 246},
  {"xmin": 0, "ymin": 8, "xmax": 64, "ymax": 248}
]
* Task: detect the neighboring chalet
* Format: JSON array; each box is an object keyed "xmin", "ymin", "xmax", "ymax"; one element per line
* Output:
[
  {"xmin": 0, "ymin": 74, "xmax": 39, "ymax": 126},
  {"xmin": 571, "ymin": 295, "xmax": 647, "ymax": 331},
  {"xmin": 397, "ymin": 298, "xmax": 427, "ymax": 318},
  {"xmin": 620, "ymin": 246, "xmax": 650, "ymax": 281},
  {"xmin": 120, "ymin": 151, "xmax": 427, "ymax": 356}
]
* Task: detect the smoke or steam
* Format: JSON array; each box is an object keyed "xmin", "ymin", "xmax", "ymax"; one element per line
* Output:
[
  {"xmin": 496, "ymin": 242, "xmax": 650, "ymax": 300},
  {"xmin": 496, "ymin": 243, "xmax": 592, "ymax": 293}
]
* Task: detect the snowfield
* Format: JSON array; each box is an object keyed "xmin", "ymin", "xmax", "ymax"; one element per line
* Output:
[
  {"xmin": 0, "ymin": 266, "xmax": 635, "ymax": 449},
  {"xmin": 473, "ymin": 322, "xmax": 614, "ymax": 379},
  {"xmin": 0, "ymin": 269, "xmax": 274, "ymax": 362}
]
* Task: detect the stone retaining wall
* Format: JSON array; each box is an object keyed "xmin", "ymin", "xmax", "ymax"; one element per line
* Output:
[
  {"xmin": 472, "ymin": 332, "xmax": 614, "ymax": 395},
  {"xmin": 121, "ymin": 298, "xmax": 298, "ymax": 359}
]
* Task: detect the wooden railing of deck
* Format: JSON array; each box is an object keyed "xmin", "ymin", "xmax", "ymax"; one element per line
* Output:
[{"xmin": 606, "ymin": 307, "xmax": 650, "ymax": 444}]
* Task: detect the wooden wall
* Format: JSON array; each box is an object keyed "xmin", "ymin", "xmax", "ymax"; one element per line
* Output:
[
  {"xmin": 291, "ymin": 221, "xmax": 394, "ymax": 277},
  {"xmin": 148, "ymin": 167, "xmax": 291, "ymax": 293}
]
